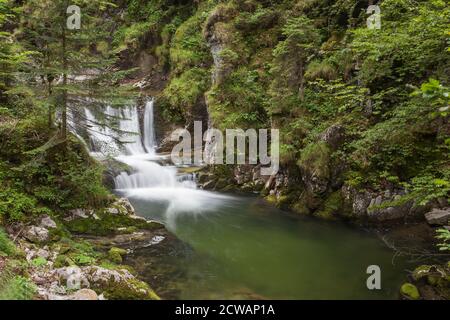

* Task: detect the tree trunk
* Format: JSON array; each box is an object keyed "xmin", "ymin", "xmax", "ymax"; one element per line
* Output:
[
  {"xmin": 47, "ymin": 81, "xmax": 53, "ymax": 127},
  {"xmin": 298, "ymin": 59, "xmax": 305, "ymax": 101},
  {"xmin": 60, "ymin": 25, "xmax": 68, "ymax": 140}
]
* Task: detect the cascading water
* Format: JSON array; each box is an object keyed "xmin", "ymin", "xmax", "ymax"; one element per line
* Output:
[
  {"xmin": 81, "ymin": 99, "xmax": 230, "ymax": 228},
  {"xmin": 143, "ymin": 99, "xmax": 156, "ymax": 154}
]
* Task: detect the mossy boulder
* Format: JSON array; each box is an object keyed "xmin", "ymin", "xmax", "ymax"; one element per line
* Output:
[
  {"xmin": 313, "ymin": 191, "xmax": 343, "ymax": 220},
  {"xmin": 108, "ymin": 247, "xmax": 127, "ymax": 264},
  {"xmin": 400, "ymin": 283, "xmax": 420, "ymax": 300},
  {"xmin": 85, "ymin": 266, "xmax": 160, "ymax": 300},
  {"xmin": 297, "ymin": 142, "xmax": 331, "ymax": 194},
  {"xmin": 412, "ymin": 265, "xmax": 433, "ymax": 281},
  {"xmin": 64, "ymin": 211, "xmax": 163, "ymax": 236}
]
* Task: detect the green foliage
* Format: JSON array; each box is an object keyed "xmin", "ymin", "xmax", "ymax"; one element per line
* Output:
[
  {"xmin": 31, "ymin": 256, "xmax": 47, "ymax": 267},
  {"xmin": 207, "ymin": 67, "xmax": 268, "ymax": 129},
  {"xmin": 0, "ymin": 270, "xmax": 36, "ymax": 300},
  {"xmin": 161, "ymin": 68, "xmax": 210, "ymax": 119},
  {"xmin": 54, "ymin": 238, "xmax": 99, "ymax": 267},
  {"xmin": 169, "ymin": 9, "xmax": 211, "ymax": 73},
  {"xmin": 413, "ymin": 79, "xmax": 450, "ymax": 118},
  {"xmin": 0, "ymin": 228, "xmax": 16, "ymax": 256},
  {"xmin": 436, "ymin": 228, "xmax": 450, "ymax": 252},
  {"xmin": 0, "ymin": 116, "xmax": 110, "ymax": 221},
  {"xmin": 297, "ymin": 142, "xmax": 331, "ymax": 179}
]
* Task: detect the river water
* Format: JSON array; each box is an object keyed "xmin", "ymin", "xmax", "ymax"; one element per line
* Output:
[{"xmin": 80, "ymin": 100, "xmax": 412, "ymax": 299}]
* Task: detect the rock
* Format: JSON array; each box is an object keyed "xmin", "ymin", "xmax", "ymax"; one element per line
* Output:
[
  {"xmin": 341, "ymin": 185, "xmax": 372, "ymax": 218},
  {"xmin": 107, "ymin": 207, "xmax": 120, "ymax": 215},
  {"xmin": 36, "ymin": 248, "xmax": 50, "ymax": 260},
  {"xmin": 202, "ymin": 180, "xmax": 215, "ymax": 190},
  {"xmin": 146, "ymin": 235, "xmax": 165, "ymax": 247},
  {"xmin": 84, "ymin": 266, "xmax": 159, "ymax": 300},
  {"xmin": 65, "ymin": 209, "xmax": 90, "ymax": 221},
  {"xmin": 342, "ymin": 185, "xmax": 432, "ymax": 222},
  {"xmin": 320, "ymin": 124, "xmax": 345, "ymax": 149},
  {"xmin": 400, "ymin": 283, "xmax": 420, "ymax": 300},
  {"xmin": 425, "ymin": 208, "xmax": 450, "ymax": 225},
  {"xmin": 56, "ymin": 266, "xmax": 89, "ymax": 290},
  {"xmin": 115, "ymin": 198, "xmax": 135, "ymax": 215},
  {"xmin": 40, "ymin": 215, "xmax": 57, "ymax": 229},
  {"xmin": 24, "ymin": 226, "xmax": 49, "ymax": 243},
  {"xmin": 71, "ymin": 289, "xmax": 98, "ymax": 300}
]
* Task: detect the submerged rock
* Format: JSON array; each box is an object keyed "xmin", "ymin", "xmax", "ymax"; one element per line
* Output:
[{"xmin": 400, "ymin": 283, "xmax": 420, "ymax": 300}]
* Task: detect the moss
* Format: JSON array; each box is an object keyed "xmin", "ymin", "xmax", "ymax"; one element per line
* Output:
[
  {"xmin": 412, "ymin": 265, "xmax": 432, "ymax": 281},
  {"xmin": 314, "ymin": 191, "xmax": 343, "ymax": 220},
  {"xmin": 0, "ymin": 275, "xmax": 37, "ymax": 300},
  {"xmin": 54, "ymin": 254, "xmax": 75, "ymax": 268},
  {"xmin": 0, "ymin": 228, "xmax": 16, "ymax": 256},
  {"xmin": 64, "ymin": 211, "xmax": 163, "ymax": 236},
  {"xmin": 98, "ymin": 277, "xmax": 160, "ymax": 300},
  {"xmin": 215, "ymin": 178, "xmax": 228, "ymax": 190},
  {"xmin": 265, "ymin": 194, "xmax": 277, "ymax": 204},
  {"xmin": 31, "ymin": 256, "xmax": 47, "ymax": 267},
  {"xmin": 292, "ymin": 201, "xmax": 310, "ymax": 215},
  {"xmin": 297, "ymin": 142, "xmax": 331, "ymax": 180},
  {"xmin": 400, "ymin": 283, "xmax": 420, "ymax": 300},
  {"xmin": 108, "ymin": 247, "xmax": 127, "ymax": 264}
]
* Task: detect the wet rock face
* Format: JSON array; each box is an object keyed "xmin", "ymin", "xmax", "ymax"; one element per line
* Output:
[
  {"xmin": 320, "ymin": 124, "xmax": 345, "ymax": 150},
  {"xmin": 425, "ymin": 208, "xmax": 450, "ymax": 225},
  {"xmin": 341, "ymin": 186, "xmax": 435, "ymax": 222}
]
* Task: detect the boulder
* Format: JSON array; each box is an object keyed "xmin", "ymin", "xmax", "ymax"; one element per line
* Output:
[
  {"xmin": 320, "ymin": 124, "xmax": 345, "ymax": 150},
  {"xmin": 342, "ymin": 186, "xmax": 431, "ymax": 222},
  {"xmin": 400, "ymin": 283, "xmax": 420, "ymax": 300},
  {"xmin": 108, "ymin": 247, "xmax": 127, "ymax": 264},
  {"xmin": 64, "ymin": 209, "xmax": 91, "ymax": 221},
  {"xmin": 24, "ymin": 226, "xmax": 49, "ymax": 243},
  {"xmin": 425, "ymin": 208, "xmax": 450, "ymax": 225},
  {"xmin": 107, "ymin": 198, "xmax": 135, "ymax": 216},
  {"xmin": 40, "ymin": 215, "xmax": 57, "ymax": 229},
  {"xmin": 71, "ymin": 289, "xmax": 98, "ymax": 300},
  {"xmin": 84, "ymin": 266, "xmax": 159, "ymax": 300},
  {"xmin": 56, "ymin": 266, "xmax": 89, "ymax": 291}
]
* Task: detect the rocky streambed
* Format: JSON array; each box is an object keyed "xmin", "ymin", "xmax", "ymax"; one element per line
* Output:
[{"xmin": 2, "ymin": 197, "xmax": 184, "ymax": 300}]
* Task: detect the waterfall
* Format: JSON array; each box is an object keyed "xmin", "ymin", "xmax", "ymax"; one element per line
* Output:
[
  {"xmin": 76, "ymin": 98, "xmax": 231, "ymax": 227},
  {"xmin": 119, "ymin": 106, "xmax": 146, "ymax": 155},
  {"xmin": 143, "ymin": 99, "xmax": 156, "ymax": 154},
  {"xmin": 84, "ymin": 106, "xmax": 120, "ymax": 157}
]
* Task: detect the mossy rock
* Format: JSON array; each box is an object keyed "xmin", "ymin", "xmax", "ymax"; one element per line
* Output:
[
  {"xmin": 215, "ymin": 178, "xmax": 228, "ymax": 190},
  {"xmin": 108, "ymin": 247, "xmax": 127, "ymax": 264},
  {"xmin": 292, "ymin": 200, "xmax": 310, "ymax": 215},
  {"xmin": 313, "ymin": 191, "xmax": 343, "ymax": 220},
  {"xmin": 64, "ymin": 212, "xmax": 163, "ymax": 236},
  {"xmin": 412, "ymin": 265, "xmax": 432, "ymax": 281},
  {"xmin": 400, "ymin": 283, "xmax": 420, "ymax": 300},
  {"xmin": 297, "ymin": 142, "xmax": 331, "ymax": 180},
  {"xmin": 98, "ymin": 277, "xmax": 160, "ymax": 300},
  {"xmin": 54, "ymin": 254, "xmax": 75, "ymax": 268},
  {"xmin": 265, "ymin": 194, "xmax": 277, "ymax": 204}
]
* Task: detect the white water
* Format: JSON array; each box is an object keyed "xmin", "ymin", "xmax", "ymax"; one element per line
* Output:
[
  {"xmin": 143, "ymin": 99, "xmax": 156, "ymax": 154},
  {"xmin": 82, "ymin": 99, "xmax": 231, "ymax": 227}
]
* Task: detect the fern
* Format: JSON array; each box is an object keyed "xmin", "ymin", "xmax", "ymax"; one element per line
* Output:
[{"xmin": 0, "ymin": 268, "xmax": 36, "ymax": 300}]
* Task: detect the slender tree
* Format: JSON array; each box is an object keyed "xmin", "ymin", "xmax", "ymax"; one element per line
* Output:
[{"xmin": 17, "ymin": 0, "xmax": 134, "ymax": 139}]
